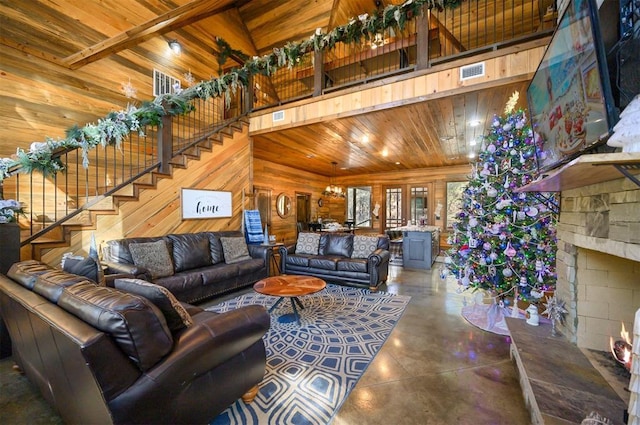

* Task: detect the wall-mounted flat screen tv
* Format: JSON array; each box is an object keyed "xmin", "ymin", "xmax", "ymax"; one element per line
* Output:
[{"xmin": 527, "ymin": 0, "xmax": 618, "ymax": 173}]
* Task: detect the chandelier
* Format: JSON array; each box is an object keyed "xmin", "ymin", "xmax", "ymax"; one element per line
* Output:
[{"xmin": 322, "ymin": 161, "xmax": 345, "ymax": 198}]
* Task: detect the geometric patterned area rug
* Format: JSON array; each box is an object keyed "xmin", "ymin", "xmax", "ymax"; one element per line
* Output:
[{"xmin": 208, "ymin": 284, "xmax": 411, "ymax": 425}]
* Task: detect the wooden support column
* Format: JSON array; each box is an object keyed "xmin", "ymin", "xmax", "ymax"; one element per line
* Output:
[
  {"xmin": 416, "ymin": 5, "xmax": 430, "ymax": 71},
  {"xmin": 313, "ymin": 49, "xmax": 324, "ymax": 96},
  {"xmin": 158, "ymin": 110, "xmax": 173, "ymax": 174}
]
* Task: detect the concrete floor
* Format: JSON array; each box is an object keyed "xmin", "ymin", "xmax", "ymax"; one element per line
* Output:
[
  {"xmin": 332, "ymin": 265, "xmax": 530, "ymax": 425},
  {"xmin": 0, "ymin": 264, "xmax": 530, "ymax": 424}
]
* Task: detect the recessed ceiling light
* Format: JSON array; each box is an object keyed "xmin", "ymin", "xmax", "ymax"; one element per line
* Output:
[
  {"xmin": 381, "ymin": 148, "xmax": 389, "ymax": 157},
  {"xmin": 468, "ymin": 152, "xmax": 476, "ymax": 159},
  {"xmin": 469, "ymin": 139, "xmax": 477, "ymax": 146},
  {"xmin": 468, "ymin": 119, "xmax": 482, "ymax": 127},
  {"xmin": 395, "ymin": 162, "xmax": 400, "ymax": 165},
  {"xmin": 362, "ymin": 135, "xmax": 369, "ymax": 143}
]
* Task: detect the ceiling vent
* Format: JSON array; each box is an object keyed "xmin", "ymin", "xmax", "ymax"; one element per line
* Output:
[
  {"xmin": 272, "ymin": 110, "xmax": 285, "ymax": 122},
  {"xmin": 460, "ymin": 62, "xmax": 485, "ymax": 81}
]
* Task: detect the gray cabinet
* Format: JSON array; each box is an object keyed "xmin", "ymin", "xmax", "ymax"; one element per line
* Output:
[{"xmin": 402, "ymin": 230, "xmax": 439, "ymax": 269}]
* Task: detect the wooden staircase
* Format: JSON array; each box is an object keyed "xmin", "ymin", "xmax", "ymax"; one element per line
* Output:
[{"xmin": 26, "ymin": 117, "xmax": 249, "ymax": 262}]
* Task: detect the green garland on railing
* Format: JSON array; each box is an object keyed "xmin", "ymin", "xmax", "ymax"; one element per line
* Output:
[{"xmin": 0, "ymin": 0, "xmax": 464, "ymax": 182}]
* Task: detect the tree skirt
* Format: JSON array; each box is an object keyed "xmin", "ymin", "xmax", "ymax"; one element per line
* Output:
[{"xmin": 461, "ymin": 302, "xmax": 549, "ymax": 336}]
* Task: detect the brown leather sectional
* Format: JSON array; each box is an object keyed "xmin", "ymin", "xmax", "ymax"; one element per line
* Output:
[
  {"xmin": 104, "ymin": 231, "xmax": 271, "ymax": 304},
  {"xmin": 0, "ymin": 260, "xmax": 270, "ymax": 424}
]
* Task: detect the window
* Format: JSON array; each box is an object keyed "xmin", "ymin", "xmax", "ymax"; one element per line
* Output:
[
  {"xmin": 384, "ymin": 183, "xmax": 433, "ymax": 230},
  {"xmin": 410, "ymin": 186, "xmax": 429, "ymax": 225},
  {"xmin": 385, "ymin": 187, "xmax": 403, "ymax": 229},
  {"xmin": 346, "ymin": 186, "xmax": 371, "ymax": 227},
  {"xmin": 153, "ymin": 69, "xmax": 181, "ymax": 97}
]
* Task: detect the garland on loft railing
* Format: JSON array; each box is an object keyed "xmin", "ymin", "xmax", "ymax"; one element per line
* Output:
[{"xmin": 0, "ymin": 0, "xmax": 465, "ymax": 182}]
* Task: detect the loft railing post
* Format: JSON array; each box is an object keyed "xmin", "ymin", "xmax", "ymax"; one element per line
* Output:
[
  {"xmin": 313, "ymin": 49, "xmax": 324, "ymax": 96},
  {"xmin": 158, "ymin": 106, "xmax": 173, "ymax": 174},
  {"xmin": 416, "ymin": 5, "xmax": 431, "ymax": 70},
  {"xmin": 246, "ymin": 75, "xmax": 254, "ymax": 113}
]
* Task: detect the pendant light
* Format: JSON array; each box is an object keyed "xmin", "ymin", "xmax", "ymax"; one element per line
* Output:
[{"xmin": 322, "ymin": 161, "xmax": 345, "ymax": 198}]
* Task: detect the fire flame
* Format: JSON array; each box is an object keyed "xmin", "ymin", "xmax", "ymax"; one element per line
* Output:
[{"xmin": 609, "ymin": 321, "xmax": 632, "ymax": 371}]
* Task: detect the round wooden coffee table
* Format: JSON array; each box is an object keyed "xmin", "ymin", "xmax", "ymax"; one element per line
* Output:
[{"xmin": 253, "ymin": 275, "xmax": 326, "ymax": 325}]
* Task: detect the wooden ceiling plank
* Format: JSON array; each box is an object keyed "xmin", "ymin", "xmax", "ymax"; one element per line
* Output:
[{"xmin": 62, "ymin": 0, "xmax": 236, "ymax": 69}]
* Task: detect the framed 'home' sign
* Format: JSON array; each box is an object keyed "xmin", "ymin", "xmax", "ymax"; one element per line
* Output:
[{"xmin": 181, "ymin": 188, "xmax": 232, "ymax": 219}]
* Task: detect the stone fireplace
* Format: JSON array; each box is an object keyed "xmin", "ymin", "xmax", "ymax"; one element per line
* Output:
[
  {"xmin": 555, "ymin": 175, "xmax": 639, "ymax": 351},
  {"xmin": 553, "ymin": 169, "xmax": 640, "ymax": 422}
]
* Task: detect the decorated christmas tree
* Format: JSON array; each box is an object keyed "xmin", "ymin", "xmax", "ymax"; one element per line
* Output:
[{"xmin": 445, "ymin": 95, "xmax": 557, "ymax": 309}]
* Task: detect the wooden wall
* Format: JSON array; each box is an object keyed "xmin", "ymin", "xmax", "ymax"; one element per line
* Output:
[
  {"xmin": 0, "ymin": 20, "xmax": 254, "ymax": 158},
  {"xmin": 40, "ymin": 127, "xmax": 252, "ymax": 266},
  {"xmin": 337, "ymin": 164, "xmax": 470, "ymax": 226},
  {"xmin": 249, "ymin": 41, "xmax": 547, "ymax": 134},
  {"xmin": 35, "ymin": 130, "xmax": 470, "ymax": 266},
  {"xmin": 253, "ymin": 158, "xmax": 337, "ymax": 246},
  {"xmin": 253, "ymin": 157, "xmax": 470, "ymax": 248}
]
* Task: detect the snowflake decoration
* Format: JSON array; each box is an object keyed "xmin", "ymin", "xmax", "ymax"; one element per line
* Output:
[
  {"xmin": 184, "ymin": 70, "xmax": 195, "ymax": 87},
  {"xmin": 542, "ymin": 294, "xmax": 568, "ymax": 336},
  {"xmin": 121, "ymin": 78, "xmax": 137, "ymax": 99}
]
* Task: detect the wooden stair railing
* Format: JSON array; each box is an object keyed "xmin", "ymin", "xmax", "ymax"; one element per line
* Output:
[{"xmin": 1, "ymin": 93, "xmax": 249, "ymax": 247}]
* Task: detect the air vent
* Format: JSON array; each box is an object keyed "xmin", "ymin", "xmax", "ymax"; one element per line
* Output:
[
  {"xmin": 272, "ymin": 110, "xmax": 285, "ymax": 122},
  {"xmin": 460, "ymin": 62, "xmax": 485, "ymax": 81},
  {"xmin": 153, "ymin": 69, "xmax": 180, "ymax": 97}
]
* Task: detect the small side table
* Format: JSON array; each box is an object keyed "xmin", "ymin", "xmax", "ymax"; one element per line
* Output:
[{"xmin": 260, "ymin": 242, "xmax": 284, "ymax": 275}]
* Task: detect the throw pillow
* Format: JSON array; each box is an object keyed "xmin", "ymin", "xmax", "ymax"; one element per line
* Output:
[
  {"xmin": 62, "ymin": 256, "xmax": 105, "ymax": 285},
  {"xmin": 220, "ymin": 237, "xmax": 252, "ymax": 264},
  {"xmin": 114, "ymin": 278, "xmax": 193, "ymax": 332},
  {"xmin": 351, "ymin": 235, "xmax": 380, "ymax": 259},
  {"xmin": 295, "ymin": 232, "xmax": 320, "ymax": 255},
  {"xmin": 129, "ymin": 240, "xmax": 174, "ymax": 279}
]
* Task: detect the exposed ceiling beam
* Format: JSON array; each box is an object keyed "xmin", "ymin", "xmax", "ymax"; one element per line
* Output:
[{"xmin": 62, "ymin": 0, "xmax": 237, "ymax": 69}]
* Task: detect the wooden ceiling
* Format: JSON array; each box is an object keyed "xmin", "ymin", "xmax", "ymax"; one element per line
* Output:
[
  {"xmin": 251, "ymin": 81, "xmax": 531, "ymax": 176},
  {"xmin": 0, "ymin": 0, "xmax": 546, "ymax": 176}
]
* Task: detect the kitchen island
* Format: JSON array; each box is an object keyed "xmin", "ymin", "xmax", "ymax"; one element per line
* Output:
[{"xmin": 390, "ymin": 225, "xmax": 440, "ymax": 269}]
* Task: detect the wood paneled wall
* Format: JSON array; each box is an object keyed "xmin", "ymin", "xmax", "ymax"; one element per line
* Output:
[
  {"xmin": 336, "ymin": 164, "xmax": 470, "ymax": 230},
  {"xmin": 35, "ymin": 129, "xmax": 469, "ymax": 266},
  {"xmin": 252, "ymin": 158, "xmax": 338, "ymax": 246},
  {"xmin": 249, "ymin": 41, "xmax": 547, "ymax": 134},
  {"xmin": 253, "ymin": 157, "xmax": 470, "ymax": 246},
  {"xmin": 40, "ymin": 127, "xmax": 252, "ymax": 266},
  {"xmin": 0, "ymin": 25, "xmax": 253, "ymax": 158}
]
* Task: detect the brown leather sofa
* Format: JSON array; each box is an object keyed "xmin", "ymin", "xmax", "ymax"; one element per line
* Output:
[
  {"xmin": 103, "ymin": 231, "xmax": 271, "ymax": 304},
  {"xmin": 279, "ymin": 232, "xmax": 390, "ymax": 291},
  {"xmin": 0, "ymin": 260, "xmax": 270, "ymax": 425}
]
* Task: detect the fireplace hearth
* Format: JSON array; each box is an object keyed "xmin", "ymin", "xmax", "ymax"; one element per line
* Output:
[{"xmin": 585, "ymin": 349, "xmax": 631, "ymax": 401}]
